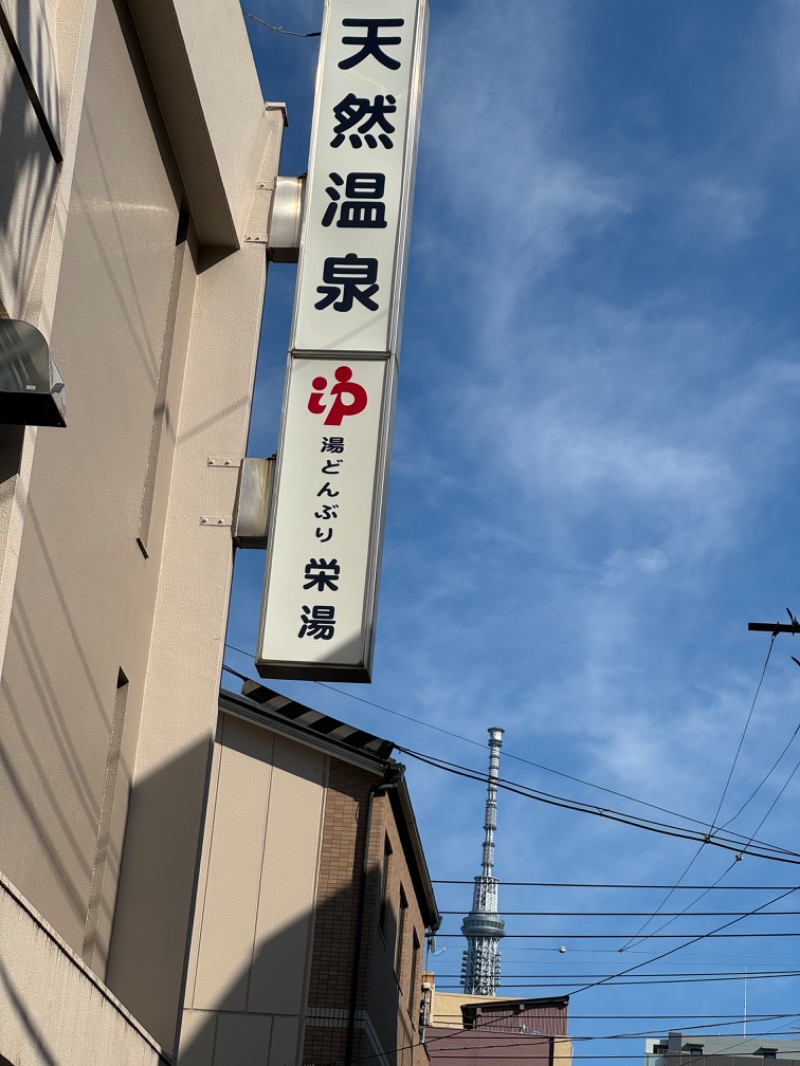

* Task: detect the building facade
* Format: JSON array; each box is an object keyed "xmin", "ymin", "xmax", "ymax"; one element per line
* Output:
[
  {"xmin": 0, "ymin": 0, "xmax": 283, "ymax": 1060},
  {"xmin": 424, "ymin": 991, "xmax": 572, "ymax": 1066},
  {"xmin": 645, "ymin": 1034, "xmax": 800, "ymax": 1065},
  {"xmin": 181, "ymin": 685, "xmax": 441, "ymax": 1066}
]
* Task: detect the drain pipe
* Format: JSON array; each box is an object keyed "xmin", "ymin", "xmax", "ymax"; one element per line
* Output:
[{"xmin": 344, "ymin": 763, "xmax": 405, "ymax": 1066}]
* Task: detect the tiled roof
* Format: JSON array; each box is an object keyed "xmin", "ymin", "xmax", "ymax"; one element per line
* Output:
[{"xmin": 231, "ymin": 680, "xmax": 395, "ymax": 761}]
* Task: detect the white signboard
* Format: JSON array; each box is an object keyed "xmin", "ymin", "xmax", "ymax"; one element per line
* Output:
[
  {"xmin": 257, "ymin": 356, "xmax": 395, "ymax": 680},
  {"xmin": 257, "ymin": 0, "xmax": 427, "ymax": 682},
  {"xmin": 291, "ymin": 0, "xmax": 428, "ymax": 356}
]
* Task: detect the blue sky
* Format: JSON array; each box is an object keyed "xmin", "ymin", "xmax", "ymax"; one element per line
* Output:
[{"xmin": 226, "ymin": 2, "xmax": 800, "ymax": 1062}]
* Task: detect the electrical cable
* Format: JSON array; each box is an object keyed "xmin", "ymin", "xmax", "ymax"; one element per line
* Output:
[
  {"xmin": 618, "ymin": 856, "xmax": 737, "ymax": 952},
  {"xmin": 624, "ymin": 757, "xmax": 800, "ymax": 946},
  {"xmin": 357, "ymin": 1018, "xmax": 800, "ymax": 1065},
  {"xmin": 224, "ymin": 656, "xmax": 761, "ymax": 853},
  {"xmin": 719, "ymin": 721, "xmax": 800, "ymax": 832},
  {"xmin": 354, "ymin": 957, "xmax": 800, "ymax": 1066},
  {"xmin": 222, "ymin": 642, "xmax": 763, "ymax": 837},
  {"xmin": 427, "ymin": 1013, "xmax": 796, "ymax": 1022},
  {"xmin": 386, "ymin": 1008, "xmax": 800, "ymax": 1064},
  {"xmin": 626, "ymin": 717, "xmax": 800, "ymax": 952},
  {"xmin": 436, "ymin": 909, "xmax": 800, "ymax": 916},
  {"xmin": 431, "ymin": 880, "xmax": 797, "ymax": 888},
  {"xmin": 618, "ymin": 634, "xmax": 778, "ymax": 953},
  {"xmin": 435, "ymin": 974, "xmax": 800, "ymax": 980},
  {"xmin": 224, "ymin": 646, "xmax": 800, "ymax": 872},
  {"xmin": 733, "ymin": 747, "xmax": 800, "ymax": 851},
  {"xmin": 711, "ymin": 632, "xmax": 777, "ymax": 829},
  {"xmin": 414, "ymin": 1057, "xmax": 800, "ymax": 1063},
  {"xmin": 243, "ymin": 11, "xmax": 320, "ymax": 37},
  {"xmin": 433, "ymin": 931, "xmax": 800, "ymax": 939},
  {"xmin": 221, "ymin": 655, "xmax": 800, "ymax": 1055},
  {"xmin": 395, "ymin": 744, "xmax": 800, "ymax": 862},
  {"xmin": 564, "ymin": 882, "xmax": 800, "ymax": 997}
]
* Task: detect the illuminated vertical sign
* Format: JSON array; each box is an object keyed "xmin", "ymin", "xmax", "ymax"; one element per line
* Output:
[{"xmin": 257, "ymin": 0, "xmax": 427, "ymax": 681}]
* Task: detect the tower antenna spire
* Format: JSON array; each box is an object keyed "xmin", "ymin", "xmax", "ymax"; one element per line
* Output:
[{"xmin": 460, "ymin": 727, "xmax": 505, "ymax": 996}]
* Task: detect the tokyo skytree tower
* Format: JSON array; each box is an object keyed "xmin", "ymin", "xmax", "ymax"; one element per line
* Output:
[{"xmin": 460, "ymin": 727, "xmax": 505, "ymax": 996}]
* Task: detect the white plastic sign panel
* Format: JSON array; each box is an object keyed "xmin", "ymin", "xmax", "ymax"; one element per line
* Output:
[
  {"xmin": 290, "ymin": 0, "xmax": 428, "ymax": 356},
  {"xmin": 256, "ymin": 356, "xmax": 395, "ymax": 681}
]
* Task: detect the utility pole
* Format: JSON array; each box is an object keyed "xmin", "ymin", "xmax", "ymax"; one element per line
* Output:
[{"xmin": 748, "ymin": 608, "xmax": 800, "ymax": 637}]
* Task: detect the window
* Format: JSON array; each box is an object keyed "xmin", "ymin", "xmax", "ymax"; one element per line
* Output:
[
  {"xmin": 395, "ymin": 886, "xmax": 408, "ymax": 975},
  {"xmin": 378, "ymin": 835, "xmax": 392, "ymax": 934},
  {"xmin": 409, "ymin": 930, "xmax": 420, "ymax": 1020}
]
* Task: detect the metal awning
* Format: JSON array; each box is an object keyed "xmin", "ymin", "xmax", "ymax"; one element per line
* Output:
[{"xmin": 0, "ymin": 319, "xmax": 66, "ymax": 427}]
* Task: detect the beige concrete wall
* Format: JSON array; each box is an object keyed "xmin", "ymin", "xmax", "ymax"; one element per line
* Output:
[
  {"xmin": 0, "ymin": 51, "xmax": 58, "ymax": 321},
  {"xmin": 126, "ymin": 0, "xmax": 270, "ymax": 247},
  {"xmin": 0, "ymin": 0, "xmax": 283, "ymax": 1060},
  {"xmin": 0, "ymin": 871, "xmax": 169, "ymax": 1066},
  {"xmin": 553, "ymin": 1036, "xmax": 573, "ymax": 1066},
  {"xmin": 0, "ymin": 0, "xmax": 184, "ymax": 959},
  {"xmin": 0, "ymin": 0, "xmax": 98, "ymax": 720},
  {"xmin": 0, "ymin": 0, "xmax": 100, "ymax": 658},
  {"xmin": 0, "ymin": 0, "xmax": 61, "ymax": 148},
  {"xmin": 105, "ymin": 112, "xmax": 281, "ymax": 1044},
  {"xmin": 179, "ymin": 713, "xmax": 328, "ymax": 1066}
]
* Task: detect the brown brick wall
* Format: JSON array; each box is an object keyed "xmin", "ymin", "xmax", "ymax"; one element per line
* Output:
[
  {"xmin": 303, "ymin": 762, "xmax": 430, "ymax": 1066},
  {"xmin": 365, "ymin": 793, "xmax": 427, "ymax": 1066}
]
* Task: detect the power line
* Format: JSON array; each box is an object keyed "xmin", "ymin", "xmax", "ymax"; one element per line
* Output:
[
  {"xmin": 432, "ymin": 972, "xmax": 800, "ymax": 984},
  {"xmin": 432, "ymin": 880, "xmax": 798, "ymax": 888},
  {"xmin": 719, "ymin": 721, "xmax": 800, "ymax": 832},
  {"xmin": 223, "ymin": 649, "xmax": 800, "ymax": 875},
  {"xmin": 243, "ymin": 11, "xmax": 320, "ymax": 37},
  {"xmin": 574, "ymin": 633, "xmax": 778, "ymax": 955},
  {"xmin": 712, "ymin": 632, "xmax": 777, "ymax": 829},
  {"xmin": 434, "ymin": 932, "xmax": 800, "ymax": 939},
  {"xmin": 436, "ymin": 909, "xmax": 800, "ymax": 916},
  {"xmin": 418, "ymin": 1050, "xmax": 800, "ymax": 1061},
  {"xmin": 359, "ymin": 1025, "xmax": 800, "ymax": 1064},
  {"xmin": 624, "ymin": 696, "xmax": 800, "ymax": 953},
  {"xmin": 429, "ymin": 1014, "xmax": 797, "ymax": 1022},
  {"xmin": 355, "ymin": 956, "xmax": 800, "ymax": 1065},
  {"xmin": 226, "ymin": 656, "xmax": 773, "ymax": 855},
  {"xmin": 222, "ymin": 643, "xmax": 764, "ymax": 837},
  {"xmin": 565, "ymin": 883, "xmax": 800, "ymax": 997},
  {"xmin": 396, "ymin": 745, "xmax": 800, "ymax": 862}
]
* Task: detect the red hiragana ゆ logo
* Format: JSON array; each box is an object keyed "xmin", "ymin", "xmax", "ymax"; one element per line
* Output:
[{"xmin": 308, "ymin": 366, "xmax": 368, "ymax": 426}]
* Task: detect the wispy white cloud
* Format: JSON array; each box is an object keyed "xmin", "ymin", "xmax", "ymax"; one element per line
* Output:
[
  {"xmin": 676, "ymin": 178, "xmax": 765, "ymax": 246},
  {"xmin": 238, "ymin": 6, "xmax": 800, "ymax": 1028},
  {"xmin": 417, "ymin": 0, "xmax": 629, "ymax": 287}
]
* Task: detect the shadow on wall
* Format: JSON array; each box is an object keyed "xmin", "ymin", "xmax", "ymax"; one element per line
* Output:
[
  {"xmin": 175, "ymin": 792, "xmax": 414, "ymax": 1066},
  {"xmin": 0, "ymin": 4, "xmax": 59, "ymax": 318},
  {"xmin": 0, "ymin": 718, "xmax": 419, "ymax": 1066},
  {"xmin": 178, "ymin": 876, "xmax": 411, "ymax": 1066}
]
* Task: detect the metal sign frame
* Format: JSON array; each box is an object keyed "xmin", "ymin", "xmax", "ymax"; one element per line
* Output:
[{"xmin": 257, "ymin": 0, "xmax": 427, "ymax": 681}]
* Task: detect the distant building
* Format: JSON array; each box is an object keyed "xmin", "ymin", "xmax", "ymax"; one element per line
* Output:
[
  {"xmin": 645, "ymin": 1033, "xmax": 800, "ymax": 1064},
  {"xmin": 182, "ymin": 684, "xmax": 441, "ymax": 1066},
  {"xmin": 424, "ymin": 986, "xmax": 572, "ymax": 1066}
]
